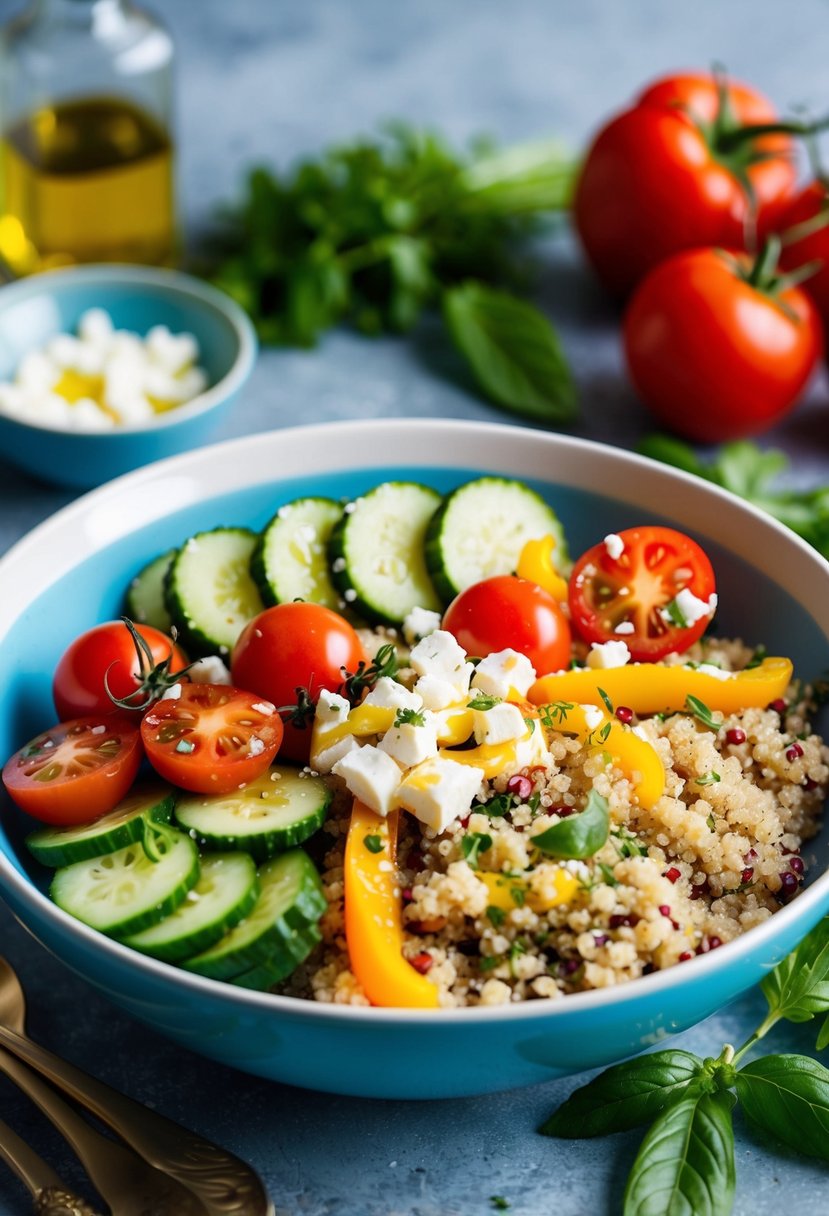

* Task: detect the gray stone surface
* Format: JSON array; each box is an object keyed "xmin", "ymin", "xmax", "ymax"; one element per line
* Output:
[{"xmin": 1, "ymin": 0, "xmax": 829, "ymax": 1212}]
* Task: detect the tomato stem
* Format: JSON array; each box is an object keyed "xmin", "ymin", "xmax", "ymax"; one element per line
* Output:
[{"xmin": 716, "ymin": 114, "xmax": 829, "ymax": 153}]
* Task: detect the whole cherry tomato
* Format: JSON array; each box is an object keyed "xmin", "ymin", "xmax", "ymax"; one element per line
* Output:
[
  {"xmin": 2, "ymin": 717, "xmax": 143, "ymax": 825},
  {"xmin": 623, "ymin": 245, "xmax": 822, "ymax": 442},
  {"xmin": 777, "ymin": 180, "xmax": 829, "ymax": 337},
  {"xmin": 231, "ymin": 603, "xmax": 367, "ymax": 762},
  {"xmin": 442, "ymin": 575, "xmax": 571, "ymax": 676},
  {"xmin": 140, "ymin": 684, "xmax": 283, "ymax": 794},
  {"xmin": 568, "ymin": 527, "xmax": 717, "ymax": 662},
  {"xmin": 53, "ymin": 620, "xmax": 187, "ymax": 721},
  {"xmin": 575, "ymin": 71, "xmax": 798, "ymax": 297}
]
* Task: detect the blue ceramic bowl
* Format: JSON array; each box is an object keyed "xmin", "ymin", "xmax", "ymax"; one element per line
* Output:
[
  {"xmin": 1, "ymin": 420, "xmax": 828, "ymax": 1099},
  {"xmin": 0, "ymin": 265, "xmax": 257, "ymax": 488}
]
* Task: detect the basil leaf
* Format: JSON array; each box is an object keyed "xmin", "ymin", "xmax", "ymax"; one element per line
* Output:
[
  {"xmin": 443, "ymin": 282, "xmax": 577, "ymax": 423},
  {"xmin": 623, "ymin": 1089, "xmax": 736, "ymax": 1216},
  {"xmin": 735, "ymin": 1055, "xmax": 829, "ymax": 1161},
  {"xmin": 531, "ymin": 789, "xmax": 609, "ymax": 859},
  {"xmin": 761, "ymin": 917, "xmax": 829, "ymax": 1023},
  {"xmin": 539, "ymin": 1050, "xmax": 704, "ymax": 1138}
]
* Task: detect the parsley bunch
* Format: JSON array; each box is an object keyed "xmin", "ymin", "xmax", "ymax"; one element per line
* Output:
[
  {"xmin": 541, "ymin": 917, "xmax": 829, "ymax": 1215},
  {"xmin": 639, "ymin": 436, "xmax": 829, "ymax": 560},
  {"xmin": 206, "ymin": 125, "xmax": 577, "ymax": 422}
]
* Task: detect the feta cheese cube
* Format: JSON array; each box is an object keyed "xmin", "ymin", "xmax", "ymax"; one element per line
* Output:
[
  {"xmin": 314, "ymin": 689, "xmax": 352, "ymax": 728},
  {"xmin": 396, "ymin": 756, "xmax": 484, "ymax": 833},
  {"xmin": 471, "ymin": 701, "xmax": 528, "ymax": 746},
  {"xmin": 188, "ymin": 655, "xmax": 232, "ymax": 685},
  {"xmin": 512, "ymin": 721, "xmax": 551, "ymax": 773},
  {"xmin": 402, "ymin": 606, "xmax": 443, "ymax": 645},
  {"xmin": 409, "ymin": 630, "xmax": 468, "ymax": 681},
  {"xmin": 378, "ymin": 713, "xmax": 439, "ymax": 768},
  {"xmin": 415, "ymin": 673, "xmax": 469, "ymax": 711},
  {"xmin": 586, "ymin": 640, "xmax": 631, "ymax": 670},
  {"xmin": 332, "ymin": 745, "xmax": 402, "ymax": 817},
  {"xmin": 314, "ymin": 733, "xmax": 361, "ymax": 774},
  {"xmin": 363, "ymin": 676, "xmax": 422, "ymax": 713},
  {"xmin": 604, "ymin": 533, "xmax": 625, "ymax": 560},
  {"xmin": 582, "ymin": 704, "xmax": 605, "ymax": 731},
  {"xmin": 471, "ymin": 649, "xmax": 536, "ymax": 699}
]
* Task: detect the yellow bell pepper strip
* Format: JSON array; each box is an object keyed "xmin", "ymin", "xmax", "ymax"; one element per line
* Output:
[
  {"xmin": 311, "ymin": 702, "xmax": 396, "ymax": 764},
  {"xmin": 516, "ymin": 534, "xmax": 568, "ymax": 602},
  {"xmin": 344, "ymin": 799, "xmax": 439, "ymax": 1009},
  {"xmin": 480, "ymin": 868, "xmax": 579, "ymax": 913},
  {"xmin": 529, "ymin": 656, "xmax": 793, "ymax": 718}
]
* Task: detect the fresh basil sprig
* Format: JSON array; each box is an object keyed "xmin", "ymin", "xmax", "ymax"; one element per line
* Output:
[
  {"xmin": 530, "ymin": 788, "xmax": 609, "ymax": 859},
  {"xmin": 540, "ymin": 916, "xmax": 829, "ymax": 1215}
]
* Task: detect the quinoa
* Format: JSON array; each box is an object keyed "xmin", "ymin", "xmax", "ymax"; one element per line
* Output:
[{"xmin": 278, "ymin": 637, "xmax": 828, "ymax": 1008}]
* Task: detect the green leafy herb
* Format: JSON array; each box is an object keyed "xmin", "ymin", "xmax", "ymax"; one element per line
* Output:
[
  {"xmin": 611, "ymin": 827, "xmax": 648, "ymax": 859},
  {"xmin": 686, "ymin": 694, "xmax": 720, "ymax": 732},
  {"xmin": 486, "ymin": 905, "xmax": 506, "ymax": 928},
  {"xmin": 461, "ymin": 832, "xmax": 493, "ymax": 869},
  {"xmin": 363, "ymin": 834, "xmax": 384, "ymax": 854},
  {"xmin": 531, "ymin": 789, "xmax": 609, "ymax": 859},
  {"xmin": 597, "ymin": 686, "xmax": 614, "ymax": 715},
  {"xmin": 444, "ymin": 282, "xmax": 577, "ymax": 422},
  {"xmin": 340, "ymin": 643, "xmax": 399, "ymax": 702},
  {"xmin": 540, "ymin": 916, "xmax": 829, "ymax": 1216},
  {"xmin": 539, "ymin": 700, "xmax": 575, "ymax": 728},
  {"xmin": 663, "ymin": 596, "xmax": 690, "ymax": 629},
  {"xmin": 510, "ymin": 886, "xmax": 526, "ymax": 908},
  {"xmin": 707, "ymin": 813, "xmax": 716, "ymax": 830},
  {"xmin": 480, "ymin": 955, "xmax": 502, "ymax": 973},
  {"xmin": 745, "ymin": 644, "xmax": 768, "ymax": 671},
  {"xmin": 695, "ymin": 771, "xmax": 722, "ymax": 786},
  {"xmin": 523, "ymin": 716, "xmax": 536, "ymax": 736},
  {"xmin": 394, "ymin": 707, "xmax": 426, "ymax": 728},
  {"xmin": 598, "ymin": 862, "xmax": 619, "ymax": 887},
  {"xmin": 467, "ymin": 692, "xmax": 502, "ymax": 711},
  {"xmin": 484, "ymin": 793, "xmax": 514, "ymax": 818},
  {"xmin": 639, "ymin": 436, "xmax": 829, "ymax": 562},
  {"xmin": 490, "ymin": 1199, "xmax": 510, "ymax": 1212}
]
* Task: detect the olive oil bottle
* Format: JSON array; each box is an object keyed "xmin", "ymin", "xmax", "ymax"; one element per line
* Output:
[{"xmin": 0, "ymin": 1, "xmax": 176, "ymax": 274}]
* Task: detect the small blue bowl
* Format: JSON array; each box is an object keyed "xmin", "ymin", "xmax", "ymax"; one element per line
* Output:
[
  {"xmin": 1, "ymin": 420, "xmax": 828, "ymax": 1099},
  {"xmin": 0, "ymin": 265, "xmax": 257, "ymax": 488}
]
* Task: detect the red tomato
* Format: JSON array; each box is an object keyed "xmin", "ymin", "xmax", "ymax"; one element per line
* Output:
[
  {"xmin": 777, "ymin": 180, "xmax": 829, "ymax": 338},
  {"xmin": 231, "ymin": 603, "xmax": 367, "ymax": 762},
  {"xmin": 140, "ymin": 684, "xmax": 282, "ymax": 794},
  {"xmin": 623, "ymin": 247, "xmax": 822, "ymax": 441},
  {"xmin": 575, "ymin": 71, "xmax": 797, "ymax": 297},
  {"xmin": 2, "ymin": 717, "xmax": 142, "ymax": 825},
  {"xmin": 568, "ymin": 527, "xmax": 717, "ymax": 661},
  {"xmin": 442, "ymin": 576, "xmax": 571, "ymax": 676},
  {"xmin": 53, "ymin": 621, "xmax": 187, "ymax": 721}
]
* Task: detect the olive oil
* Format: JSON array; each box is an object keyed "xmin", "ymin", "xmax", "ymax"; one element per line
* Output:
[{"xmin": 0, "ymin": 96, "xmax": 175, "ymax": 275}]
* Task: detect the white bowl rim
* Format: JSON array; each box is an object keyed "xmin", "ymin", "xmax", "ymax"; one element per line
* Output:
[
  {"xmin": 1, "ymin": 415, "xmax": 828, "ymax": 1026},
  {"xmin": 0, "ymin": 263, "xmax": 258, "ymax": 436}
]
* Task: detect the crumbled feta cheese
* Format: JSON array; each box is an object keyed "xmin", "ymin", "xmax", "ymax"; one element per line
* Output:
[
  {"xmin": 402, "ymin": 606, "xmax": 443, "ymax": 645},
  {"xmin": 471, "ymin": 649, "xmax": 536, "ymax": 699},
  {"xmin": 363, "ymin": 676, "xmax": 422, "ymax": 713},
  {"xmin": 693, "ymin": 663, "xmax": 733, "ymax": 681},
  {"xmin": 604, "ymin": 533, "xmax": 625, "ymax": 560},
  {"xmin": 313, "ymin": 734, "xmax": 361, "ymax": 775},
  {"xmin": 586, "ymin": 640, "xmax": 631, "ymax": 670},
  {"xmin": 248, "ymin": 737, "xmax": 266, "ymax": 757},
  {"xmin": 582, "ymin": 704, "xmax": 604, "ymax": 731},
  {"xmin": 471, "ymin": 701, "xmax": 527, "ymax": 746},
  {"xmin": 251, "ymin": 701, "xmax": 275, "ymax": 715},
  {"xmin": 396, "ymin": 756, "xmax": 484, "ymax": 833},
  {"xmin": 409, "ymin": 630, "xmax": 468, "ymax": 682},
  {"xmin": 670, "ymin": 587, "xmax": 718, "ymax": 627},
  {"xmin": 378, "ymin": 714, "xmax": 439, "ymax": 767},
  {"xmin": 161, "ymin": 683, "xmax": 182, "ymax": 701},
  {"xmin": 189, "ymin": 655, "xmax": 232, "ymax": 685},
  {"xmin": 332, "ymin": 745, "xmax": 402, "ymax": 817},
  {"xmin": 614, "ymin": 621, "xmax": 635, "ymax": 635},
  {"xmin": 314, "ymin": 689, "xmax": 352, "ymax": 728},
  {"xmin": 415, "ymin": 673, "xmax": 468, "ymax": 711}
]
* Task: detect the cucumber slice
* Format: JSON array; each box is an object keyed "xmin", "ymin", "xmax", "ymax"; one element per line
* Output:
[
  {"xmin": 184, "ymin": 849, "xmax": 326, "ymax": 981},
  {"xmin": 27, "ymin": 781, "xmax": 174, "ymax": 869},
  {"xmin": 174, "ymin": 766, "xmax": 331, "ymax": 861},
  {"xmin": 328, "ymin": 481, "xmax": 442, "ymax": 626},
  {"xmin": 123, "ymin": 853, "xmax": 259, "ymax": 963},
  {"xmin": 229, "ymin": 925, "xmax": 322, "ymax": 990},
  {"xmin": 165, "ymin": 527, "xmax": 264, "ymax": 658},
  {"xmin": 51, "ymin": 827, "xmax": 200, "ymax": 938},
  {"xmin": 425, "ymin": 476, "xmax": 569, "ymax": 602},
  {"xmin": 125, "ymin": 550, "xmax": 175, "ymax": 633},
  {"xmin": 251, "ymin": 497, "xmax": 343, "ymax": 609}
]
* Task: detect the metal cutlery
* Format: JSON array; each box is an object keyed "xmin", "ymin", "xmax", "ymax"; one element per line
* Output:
[
  {"xmin": 0, "ymin": 1114, "xmax": 101, "ymax": 1216},
  {"xmin": 0, "ymin": 957, "xmax": 274, "ymax": 1216}
]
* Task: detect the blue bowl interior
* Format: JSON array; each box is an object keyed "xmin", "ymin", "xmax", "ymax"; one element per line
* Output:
[
  {"xmin": 0, "ymin": 278, "xmax": 241, "ymax": 387},
  {"xmin": 2, "ymin": 464, "xmax": 828, "ymax": 902}
]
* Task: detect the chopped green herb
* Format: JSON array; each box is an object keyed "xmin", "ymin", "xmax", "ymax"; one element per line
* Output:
[
  {"xmin": 528, "ymin": 792, "xmax": 541, "ymax": 814},
  {"xmin": 611, "ymin": 827, "xmax": 648, "ymax": 859},
  {"xmin": 341, "ymin": 643, "xmax": 399, "ymax": 702},
  {"xmin": 394, "ymin": 707, "xmax": 426, "ymax": 727},
  {"xmin": 686, "ymin": 694, "xmax": 720, "ymax": 731},
  {"xmin": 745, "ymin": 645, "xmax": 768, "ymax": 670},
  {"xmin": 485, "ymin": 793, "xmax": 514, "ymax": 818},
  {"xmin": 532, "ymin": 789, "xmax": 610, "ymax": 860},
  {"xmin": 664, "ymin": 597, "xmax": 689, "ymax": 628},
  {"xmin": 707, "ymin": 813, "xmax": 716, "ymax": 830},
  {"xmin": 524, "ymin": 716, "xmax": 536, "ymax": 735},
  {"xmin": 462, "ymin": 832, "xmax": 493, "ymax": 869},
  {"xmin": 363, "ymin": 834, "xmax": 384, "ymax": 854},
  {"xmin": 490, "ymin": 1198, "xmax": 510, "ymax": 1211},
  {"xmin": 510, "ymin": 886, "xmax": 526, "ymax": 908},
  {"xmin": 695, "ymin": 771, "xmax": 722, "ymax": 787},
  {"xmin": 480, "ymin": 955, "xmax": 502, "ymax": 972},
  {"xmin": 539, "ymin": 700, "xmax": 575, "ymax": 728},
  {"xmin": 599, "ymin": 862, "xmax": 620, "ymax": 887},
  {"xmin": 598, "ymin": 721, "xmax": 612, "ymax": 744},
  {"xmin": 467, "ymin": 692, "xmax": 502, "ymax": 711},
  {"xmin": 486, "ymin": 905, "xmax": 506, "ymax": 928},
  {"xmin": 597, "ymin": 686, "xmax": 614, "ymax": 715}
]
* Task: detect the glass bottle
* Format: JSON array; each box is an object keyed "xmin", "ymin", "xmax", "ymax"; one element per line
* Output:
[{"xmin": 0, "ymin": 0, "xmax": 175, "ymax": 275}]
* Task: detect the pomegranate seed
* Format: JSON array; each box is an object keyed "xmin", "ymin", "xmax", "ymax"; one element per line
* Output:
[
  {"xmin": 697, "ymin": 935, "xmax": 724, "ymax": 954},
  {"xmin": 804, "ymin": 777, "xmax": 818, "ymax": 791},
  {"xmin": 559, "ymin": 958, "xmax": 581, "ymax": 976},
  {"xmin": 741, "ymin": 867, "xmax": 754, "ymax": 885},
  {"xmin": 708, "ymin": 936, "xmax": 722, "ymax": 950},
  {"xmin": 507, "ymin": 774, "xmax": 533, "ymax": 800},
  {"xmin": 402, "ymin": 887, "xmax": 414, "ymax": 903},
  {"xmin": 725, "ymin": 728, "xmax": 746, "ymax": 745},
  {"xmin": 664, "ymin": 867, "xmax": 681, "ymax": 884},
  {"xmin": 678, "ymin": 951, "xmax": 693, "ymax": 962},
  {"xmin": 689, "ymin": 882, "xmax": 707, "ymax": 900},
  {"xmin": 642, "ymin": 963, "xmax": 656, "ymax": 975},
  {"xmin": 658, "ymin": 905, "xmax": 672, "ymax": 917},
  {"xmin": 769, "ymin": 698, "xmax": 788, "ymax": 715},
  {"xmin": 593, "ymin": 933, "xmax": 609, "ymax": 946},
  {"xmin": 409, "ymin": 952, "xmax": 433, "ymax": 974},
  {"xmin": 786, "ymin": 742, "xmax": 804, "ymax": 762},
  {"xmin": 745, "ymin": 848, "xmax": 758, "ymax": 861},
  {"xmin": 781, "ymin": 844, "xmax": 800, "ymax": 855},
  {"xmin": 609, "ymin": 914, "xmax": 639, "ymax": 929},
  {"xmin": 789, "ymin": 857, "xmax": 805, "ymax": 875},
  {"xmin": 552, "ymin": 803, "xmax": 574, "ymax": 818},
  {"xmin": 615, "ymin": 706, "xmax": 634, "ymax": 724},
  {"xmin": 779, "ymin": 871, "xmax": 799, "ymax": 897},
  {"xmin": 459, "ymin": 814, "xmax": 471, "ymax": 829}
]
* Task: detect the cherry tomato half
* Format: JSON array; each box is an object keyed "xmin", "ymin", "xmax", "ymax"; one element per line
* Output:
[
  {"xmin": 442, "ymin": 575, "xmax": 572, "ymax": 676},
  {"xmin": 231, "ymin": 603, "xmax": 367, "ymax": 762},
  {"xmin": 623, "ymin": 247, "xmax": 822, "ymax": 442},
  {"xmin": 140, "ymin": 684, "xmax": 283, "ymax": 794},
  {"xmin": 53, "ymin": 621, "xmax": 187, "ymax": 721},
  {"xmin": 575, "ymin": 71, "xmax": 797, "ymax": 297},
  {"xmin": 2, "ymin": 717, "xmax": 143, "ymax": 826},
  {"xmin": 568, "ymin": 527, "xmax": 716, "ymax": 661}
]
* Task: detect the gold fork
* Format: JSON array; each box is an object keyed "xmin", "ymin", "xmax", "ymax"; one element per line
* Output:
[{"xmin": 0, "ymin": 1114, "xmax": 101, "ymax": 1216}]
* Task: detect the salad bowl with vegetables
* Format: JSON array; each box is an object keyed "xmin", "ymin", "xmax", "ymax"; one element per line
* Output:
[{"xmin": 1, "ymin": 419, "xmax": 828, "ymax": 1099}]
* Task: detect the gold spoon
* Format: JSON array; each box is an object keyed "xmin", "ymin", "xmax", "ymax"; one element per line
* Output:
[
  {"xmin": 0, "ymin": 1114, "xmax": 102, "ymax": 1216},
  {"xmin": 0, "ymin": 957, "xmax": 274, "ymax": 1216}
]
